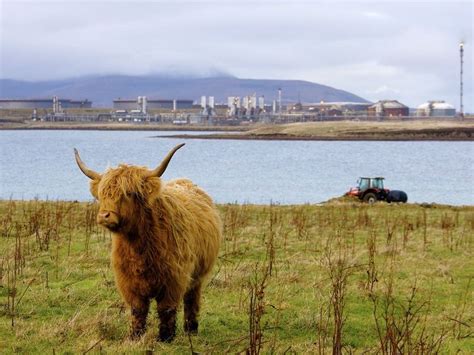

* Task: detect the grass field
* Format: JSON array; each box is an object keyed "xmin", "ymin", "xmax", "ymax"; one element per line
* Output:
[
  {"xmin": 0, "ymin": 200, "xmax": 473, "ymax": 353},
  {"xmin": 248, "ymin": 120, "xmax": 474, "ymax": 138}
]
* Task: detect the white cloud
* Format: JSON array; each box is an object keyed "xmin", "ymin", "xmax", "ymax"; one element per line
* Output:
[
  {"xmin": 369, "ymin": 85, "xmax": 401, "ymax": 95},
  {"xmin": 362, "ymin": 11, "xmax": 389, "ymax": 19}
]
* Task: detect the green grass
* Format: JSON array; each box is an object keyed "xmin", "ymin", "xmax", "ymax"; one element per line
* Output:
[{"xmin": 0, "ymin": 200, "xmax": 473, "ymax": 353}]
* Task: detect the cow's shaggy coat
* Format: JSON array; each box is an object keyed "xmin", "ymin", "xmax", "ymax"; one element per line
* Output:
[{"xmin": 74, "ymin": 144, "xmax": 221, "ymax": 341}]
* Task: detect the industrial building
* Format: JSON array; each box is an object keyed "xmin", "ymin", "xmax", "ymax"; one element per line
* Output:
[
  {"xmin": 113, "ymin": 99, "xmax": 137, "ymax": 111},
  {"xmin": 290, "ymin": 102, "xmax": 372, "ymax": 115},
  {"xmin": 148, "ymin": 99, "xmax": 193, "ymax": 110},
  {"xmin": 368, "ymin": 100, "xmax": 409, "ymax": 118},
  {"xmin": 0, "ymin": 98, "xmax": 92, "ymax": 109},
  {"xmin": 227, "ymin": 94, "xmax": 266, "ymax": 117},
  {"xmin": 113, "ymin": 98, "xmax": 193, "ymax": 111},
  {"xmin": 416, "ymin": 101, "xmax": 456, "ymax": 117}
]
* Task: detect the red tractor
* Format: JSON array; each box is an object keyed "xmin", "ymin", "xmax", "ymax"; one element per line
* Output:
[{"xmin": 346, "ymin": 177, "xmax": 408, "ymax": 204}]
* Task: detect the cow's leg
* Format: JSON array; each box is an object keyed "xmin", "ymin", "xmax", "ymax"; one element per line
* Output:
[
  {"xmin": 157, "ymin": 305, "xmax": 178, "ymax": 342},
  {"xmin": 184, "ymin": 282, "xmax": 202, "ymax": 334},
  {"xmin": 130, "ymin": 298, "xmax": 150, "ymax": 339}
]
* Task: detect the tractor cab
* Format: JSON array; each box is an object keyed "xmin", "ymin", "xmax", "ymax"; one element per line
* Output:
[
  {"xmin": 358, "ymin": 177, "xmax": 384, "ymax": 191},
  {"xmin": 346, "ymin": 176, "xmax": 408, "ymax": 204},
  {"xmin": 347, "ymin": 177, "xmax": 389, "ymax": 203}
]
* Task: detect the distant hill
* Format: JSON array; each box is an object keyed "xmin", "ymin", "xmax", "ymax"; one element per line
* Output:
[{"xmin": 0, "ymin": 75, "xmax": 369, "ymax": 107}]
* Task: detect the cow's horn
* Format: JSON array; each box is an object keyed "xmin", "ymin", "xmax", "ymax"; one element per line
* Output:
[
  {"xmin": 148, "ymin": 143, "xmax": 185, "ymax": 177},
  {"xmin": 74, "ymin": 148, "xmax": 101, "ymax": 180}
]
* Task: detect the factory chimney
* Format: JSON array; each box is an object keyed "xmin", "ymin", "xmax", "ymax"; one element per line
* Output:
[{"xmin": 278, "ymin": 88, "xmax": 282, "ymax": 119}]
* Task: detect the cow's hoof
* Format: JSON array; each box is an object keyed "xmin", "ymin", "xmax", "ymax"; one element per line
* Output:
[
  {"xmin": 184, "ymin": 319, "xmax": 198, "ymax": 335},
  {"xmin": 158, "ymin": 327, "xmax": 176, "ymax": 342}
]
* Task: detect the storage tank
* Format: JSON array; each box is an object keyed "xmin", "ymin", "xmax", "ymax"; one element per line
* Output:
[
  {"xmin": 208, "ymin": 96, "xmax": 215, "ymax": 109},
  {"xmin": 416, "ymin": 101, "xmax": 456, "ymax": 117}
]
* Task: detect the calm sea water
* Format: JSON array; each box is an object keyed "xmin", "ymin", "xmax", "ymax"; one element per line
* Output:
[{"xmin": 0, "ymin": 130, "xmax": 473, "ymax": 205}]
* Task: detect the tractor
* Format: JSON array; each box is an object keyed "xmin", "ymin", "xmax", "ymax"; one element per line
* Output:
[{"xmin": 346, "ymin": 177, "xmax": 408, "ymax": 204}]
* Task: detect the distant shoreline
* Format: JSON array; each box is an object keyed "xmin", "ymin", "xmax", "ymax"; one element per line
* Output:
[
  {"xmin": 0, "ymin": 122, "xmax": 246, "ymax": 132},
  {"xmin": 156, "ymin": 133, "xmax": 474, "ymax": 141},
  {"xmin": 1, "ymin": 120, "xmax": 473, "ymax": 141}
]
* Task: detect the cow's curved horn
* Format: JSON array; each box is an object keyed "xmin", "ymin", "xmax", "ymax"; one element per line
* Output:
[
  {"xmin": 74, "ymin": 148, "xmax": 101, "ymax": 180},
  {"xmin": 147, "ymin": 143, "xmax": 185, "ymax": 177}
]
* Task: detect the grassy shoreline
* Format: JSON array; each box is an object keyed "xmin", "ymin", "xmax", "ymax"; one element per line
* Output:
[
  {"xmin": 163, "ymin": 120, "xmax": 474, "ymax": 141},
  {"xmin": 1, "ymin": 199, "xmax": 472, "ymax": 353}
]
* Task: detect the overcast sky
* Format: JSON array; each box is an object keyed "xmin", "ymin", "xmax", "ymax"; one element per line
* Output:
[{"xmin": 1, "ymin": 0, "xmax": 472, "ymax": 110}]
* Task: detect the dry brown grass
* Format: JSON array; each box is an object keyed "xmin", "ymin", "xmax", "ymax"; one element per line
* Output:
[{"xmin": 247, "ymin": 120, "xmax": 474, "ymax": 140}]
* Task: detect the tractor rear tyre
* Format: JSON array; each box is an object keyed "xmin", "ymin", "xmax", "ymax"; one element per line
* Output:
[{"xmin": 363, "ymin": 192, "xmax": 377, "ymax": 204}]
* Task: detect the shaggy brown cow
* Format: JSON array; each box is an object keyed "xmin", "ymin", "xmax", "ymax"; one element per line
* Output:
[{"xmin": 74, "ymin": 144, "xmax": 221, "ymax": 341}]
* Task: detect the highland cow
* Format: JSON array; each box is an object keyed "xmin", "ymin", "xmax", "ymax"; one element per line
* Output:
[{"xmin": 74, "ymin": 144, "xmax": 221, "ymax": 342}]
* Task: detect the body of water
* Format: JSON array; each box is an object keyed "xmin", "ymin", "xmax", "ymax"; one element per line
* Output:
[{"xmin": 1, "ymin": 130, "xmax": 473, "ymax": 205}]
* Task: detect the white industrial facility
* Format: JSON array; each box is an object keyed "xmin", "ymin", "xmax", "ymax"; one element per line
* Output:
[
  {"xmin": 227, "ymin": 93, "xmax": 266, "ymax": 117},
  {"xmin": 416, "ymin": 101, "xmax": 456, "ymax": 117}
]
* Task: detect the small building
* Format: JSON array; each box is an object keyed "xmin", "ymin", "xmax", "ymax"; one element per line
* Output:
[
  {"xmin": 322, "ymin": 108, "xmax": 343, "ymax": 117},
  {"xmin": 368, "ymin": 100, "xmax": 409, "ymax": 118},
  {"xmin": 416, "ymin": 101, "xmax": 456, "ymax": 117},
  {"xmin": 304, "ymin": 102, "xmax": 371, "ymax": 115}
]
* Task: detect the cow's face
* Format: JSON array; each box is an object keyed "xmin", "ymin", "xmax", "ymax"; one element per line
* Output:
[
  {"xmin": 92, "ymin": 166, "xmax": 162, "ymax": 232},
  {"xmin": 74, "ymin": 144, "xmax": 185, "ymax": 233}
]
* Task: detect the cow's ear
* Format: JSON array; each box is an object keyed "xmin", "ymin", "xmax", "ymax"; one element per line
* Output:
[
  {"xmin": 90, "ymin": 179, "xmax": 100, "ymax": 199},
  {"xmin": 144, "ymin": 176, "xmax": 162, "ymax": 201}
]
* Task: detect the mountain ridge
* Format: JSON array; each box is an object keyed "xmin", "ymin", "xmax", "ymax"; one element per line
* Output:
[{"xmin": 0, "ymin": 75, "xmax": 369, "ymax": 107}]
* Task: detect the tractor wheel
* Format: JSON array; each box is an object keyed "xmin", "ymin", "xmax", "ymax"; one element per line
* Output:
[{"xmin": 363, "ymin": 192, "xmax": 377, "ymax": 204}]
